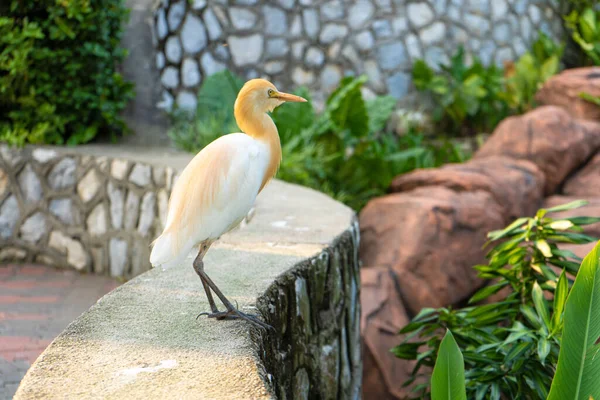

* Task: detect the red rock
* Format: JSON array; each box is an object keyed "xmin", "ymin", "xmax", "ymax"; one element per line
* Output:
[
  {"xmin": 563, "ymin": 152, "xmax": 600, "ymax": 197},
  {"xmin": 474, "ymin": 106, "xmax": 600, "ymax": 195},
  {"xmin": 359, "ymin": 186, "xmax": 505, "ymax": 315},
  {"xmin": 391, "ymin": 156, "xmax": 545, "ymax": 222},
  {"xmin": 535, "ymin": 67, "xmax": 600, "ymax": 121},
  {"xmin": 361, "ymin": 267, "xmax": 422, "ymax": 400}
]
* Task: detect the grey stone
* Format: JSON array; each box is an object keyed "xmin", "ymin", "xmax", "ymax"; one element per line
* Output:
[
  {"xmin": 266, "ymin": 38, "xmax": 289, "ymax": 59},
  {"xmin": 478, "ymin": 40, "xmax": 496, "ymax": 63},
  {"xmin": 354, "ymin": 31, "xmax": 374, "ymax": 51},
  {"xmin": 373, "ymin": 19, "xmax": 392, "ymax": 38},
  {"xmin": 0, "ymin": 145, "xmax": 22, "ymax": 166},
  {"xmin": 321, "ymin": 1, "xmax": 344, "ymax": 20},
  {"xmin": 156, "ymin": 52, "xmax": 165, "ymax": 70},
  {"xmin": 48, "ymin": 158, "xmax": 76, "ymax": 190},
  {"xmin": 153, "ymin": 166, "xmax": 166, "ymax": 187},
  {"xmin": 292, "ymin": 41, "xmax": 307, "ymax": 60},
  {"xmin": 107, "ymin": 182, "xmax": 124, "ymax": 229},
  {"xmin": 421, "ymin": 21, "xmax": 446, "ymax": 45},
  {"xmin": 377, "ymin": 41, "xmax": 407, "ymax": 71},
  {"xmin": 138, "ymin": 192, "xmax": 156, "ymax": 237},
  {"xmin": 466, "ymin": 13, "xmax": 490, "ymax": 36},
  {"xmin": 468, "ymin": 0, "xmax": 489, "ymax": 15},
  {"xmin": 156, "ymin": 9, "xmax": 168, "ymax": 39},
  {"xmin": 302, "ymin": 9, "xmax": 319, "ymax": 39},
  {"xmin": 387, "ymin": 71, "xmax": 410, "ymax": 99},
  {"xmin": 448, "ymin": 5, "xmax": 461, "ymax": 20},
  {"xmin": 339, "ymin": 324, "xmax": 351, "ymax": 393},
  {"xmin": 319, "ymin": 24, "xmax": 348, "ymax": 44},
  {"xmin": 305, "ymin": 47, "xmax": 325, "ymax": 67},
  {"xmin": 77, "ymin": 169, "xmax": 102, "ymax": 203},
  {"xmin": 213, "ymin": 45, "xmax": 230, "ymax": 61},
  {"xmin": 450, "ymin": 26, "xmax": 468, "ymax": 43},
  {"xmin": 48, "ymin": 230, "xmax": 87, "ymax": 270},
  {"xmin": 157, "ymin": 189, "xmax": 169, "ymax": 228},
  {"xmin": 264, "ymin": 61, "xmax": 285, "ymax": 74},
  {"xmin": 167, "ymin": 1, "xmax": 185, "ymax": 31},
  {"xmin": 87, "ymin": 203, "xmax": 107, "ymax": 237},
  {"xmin": 200, "ymin": 52, "xmax": 226, "ymax": 76},
  {"xmin": 18, "ymin": 164, "xmax": 42, "ymax": 204},
  {"xmin": 177, "ymin": 91, "xmax": 197, "ymax": 112},
  {"xmin": 432, "ymin": 0, "xmax": 447, "ymax": 14},
  {"xmin": 181, "ymin": 58, "xmax": 201, "ymax": 87},
  {"xmin": 513, "ymin": 37, "xmax": 527, "ymax": 57},
  {"xmin": 278, "ymin": 0, "xmax": 295, "ymax": 9},
  {"xmin": 129, "ymin": 164, "xmax": 152, "ymax": 187},
  {"xmin": 495, "ymin": 47, "xmax": 514, "ymax": 65},
  {"xmin": 0, "ymin": 195, "xmax": 19, "ymax": 239},
  {"xmin": 513, "ymin": 0, "xmax": 527, "ymax": 13},
  {"xmin": 50, "ymin": 198, "xmax": 77, "ymax": 225},
  {"xmin": 320, "ymin": 65, "xmax": 342, "ymax": 90},
  {"xmin": 263, "ymin": 5, "xmax": 287, "ymax": 36},
  {"xmin": 109, "ymin": 238, "xmax": 128, "ymax": 277},
  {"xmin": 320, "ymin": 338, "xmax": 340, "ymax": 399},
  {"xmin": 392, "ymin": 16, "xmax": 408, "ymax": 34},
  {"xmin": 124, "ymin": 191, "xmax": 140, "ymax": 229},
  {"xmin": 229, "ymin": 7, "xmax": 256, "ymax": 30},
  {"xmin": 0, "ymin": 168, "xmax": 6, "ymax": 199},
  {"xmin": 203, "ymin": 8, "xmax": 223, "ymax": 40},
  {"xmin": 161, "ymin": 66, "xmax": 179, "ymax": 89},
  {"xmin": 328, "ymin": 41, "xmax": 341, "ymax": 58},
  {"xmin": 165, "ymin": 36, "xmax": 182, "ymax": 63},
  {"xmin": 181, "ymin": 14, "xmax": 207, "ymax": 54},
  {"xmin": 111, "ymin": 160, "xmax": 129, "ymax": 180},
  {"xmin": 32, "ymin": 148, "xmax": 57, "ymax": 164},
  {"xmin": 407, "ymin": 2, "xmax": 434, "ymax": 28},
  {"xmin": 228, "ymin": 35, "xmax": 263, "ymax": 66},
  {"xmin": 292, "ymin": 67, "xmax": 315, "ymax": 86},
  {"xmin": 364, "ymin": 60, "xmax": 384, "ymax": 90},
  {"xmin": 91, "ymin": 247, "xmax": 105, "ymax": 274},
  {"xmin": 425, "ymin": 46, "xmax": 449, "ymax": 69},
  {"xmin": 290, "ymin": 14, "xmax": 302, "ymax": 36},
  {"xmin": 493, "ymin": 22, "xmax": 511, "ymax": 45},
  {"xmin": 0, "ymin": 247, "xmax": 26, "ymax": 262},
  {"xmin": 492, "ymin": 0, "xmax": 508, "ymax": 19},
  {"xmin": 348, "ymin": 1, "xmax": 374, "ymax": 29},
  {"xmin": 20, "ymin": 212, "xmax": 46, "ymax": 243},
  {"xmin": 529, "ymin": 5, "xmax": 541, "ymax": 24},
  {"xmin": 131, "ymin": 240, "xmax": 150, "ymax": 277},
  {"xmin": 342, "ymin": 45, "xmax": 360, "ymax": 68}
]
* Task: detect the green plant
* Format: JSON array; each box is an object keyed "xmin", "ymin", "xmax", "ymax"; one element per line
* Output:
[
  {"xmin": 412, "ymin": 47, "xmax": 507, "ymax": 137},
  {"xmin": 0, "ymin": 0, "xmax": 134, "ymax": 146},
  {"xmin": 565, "ymin": 7, "xmax": 600, "ymax": 65},
  {"xmin": 394, "ymin": 200, "xmax": 600, "ymax": 399},
  {"xmin": 169, "ymin": 72, "xmax": 470, "ymax": 210},
  {"xmin": 429, "ymin": 239, "xmax": 600, "ymax": 400},
  {"xmin": 580, "ymin": 92, "xmax": 600, "ymax": 106},
  {"xmin": 502, "ymin": 33, "xmax": 564, "ymax": 113}
]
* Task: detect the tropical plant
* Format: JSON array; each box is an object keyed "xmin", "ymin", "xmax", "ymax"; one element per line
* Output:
[
  {"xmin": 169, "ymin": 71, "xmax": 470, "ymax": 210},
  {"xmin": 0, "ymin": 0, "xmax": 134, "ymax": 146},
  {"xmin": 564, "ymin": 6, "xmax": 600, "ymax": 65},
  {"xmin": 394, "ymin": 200, "xmax": 600, "ymax": 399},
  {"xmin": 429, "ymin": 240, "xmax": 600, "ymax": 400},
  {"xmin": 412, "ymin": 46, "xmax": 507, "ymax": 137}
]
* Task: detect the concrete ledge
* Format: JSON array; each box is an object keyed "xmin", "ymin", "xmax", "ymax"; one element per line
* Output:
[{"xmin": 15, "ymin": 144, "xmax": 360, "ymax": 399}]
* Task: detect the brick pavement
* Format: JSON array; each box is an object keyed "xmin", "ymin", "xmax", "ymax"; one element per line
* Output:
[{"xmin": 0, "ymin": 264, "xmax": 119, "ymax": 400}]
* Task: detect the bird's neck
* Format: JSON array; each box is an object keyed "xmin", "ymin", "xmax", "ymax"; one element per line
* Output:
[{"xmin": 234, "ymin": 107, "xmax": 282, "ymax": 192}]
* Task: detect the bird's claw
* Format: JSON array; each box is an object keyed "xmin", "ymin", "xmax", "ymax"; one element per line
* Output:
[{"xmin": 198, "ymin": 308, "xmax": 274, "ymax": 331}]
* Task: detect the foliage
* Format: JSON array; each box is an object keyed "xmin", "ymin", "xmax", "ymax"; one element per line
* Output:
[
  {"xmin": 412, "ymin": 47, "xmax": 507, "ymax": 137},
  {"xmin": 564, "ymin": 7, "xmax": 600, "ymax": 65},
  {"xmin": 430, "ymin": 330, "xmax": 467, "ymax": 400},
  {"xmin": 0, "ymin": 0, "xmax": 134, "ymax": 146},
  {"xmin": 429, "ymin": 240, "xmax": 600, "ymax": 400},
  {"xmin": 502, "ymin": 33, "xmax": 564, "ymax": 113},
  {"xmin": 393, "ymin": 200, "xmax": 600, "ymax": 399},
  {"xmin": 580, "ymin": 92, "xmax": 600, "ymax": 107},
  {"xmin": 169, "ymin": 72, "xmax": 470, "ymax": 210},
  {"xmin": 413, "ymin": 34, "xmax": 564, "ymax": 135},
  {"xmin": 547, "ymin": 240, "xmax": 600, "ymax": 400}
]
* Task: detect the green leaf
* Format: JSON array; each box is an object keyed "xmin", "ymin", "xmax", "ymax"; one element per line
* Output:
[
  {"xmin": 548, "ymin": 240, "xmax": 600, "ymax": 400},
  {"xmin": 469, "ymin": 281, "xmax": 508, "ymax": 304},
  {"xmin": 536, "ymin": 240, "xmax": 553, "ymax": 258},
  {"xmin": 325, "ymin": 76, "xmax": 369, "ymax": 138},
  {"xmin": 546, "ymin": 200, "xmax": 588, "ymax": 213},
  {"xmin": 537, "ymin": 337, "xmax": 551, "ymax": 364},
  {"xmin": 431, "ymin": 330, "xmax": 467, "ymax": 400},
  {"xmin": 366, "ymin": 95, "xmax": 397, "ymax": 133},
  {"xmin": 532, "ymin": 281, "xmax": 551, "ymax": 330},
  {"xmin": 487, "ymin": 217, "xmax": 529, "ymax": 241},
  {"xmin": 552, "ymin": 269, "xmax": 569, "ymax": 332}
]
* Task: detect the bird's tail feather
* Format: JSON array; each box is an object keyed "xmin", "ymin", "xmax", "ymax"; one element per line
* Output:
[{"xmin": 150, "ymin": 230, "xmax": 193, "ymax": 270}]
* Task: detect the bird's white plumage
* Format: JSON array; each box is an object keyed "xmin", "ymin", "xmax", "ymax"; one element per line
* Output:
[{"xmin": 150, "ymin": 133, "xmax": 270, "ymax": 269}]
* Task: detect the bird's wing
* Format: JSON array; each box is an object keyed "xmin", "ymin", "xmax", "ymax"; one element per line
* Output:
[{"xmin": 150, "ymin": 134, "xmax": 266, "ymax": 268}]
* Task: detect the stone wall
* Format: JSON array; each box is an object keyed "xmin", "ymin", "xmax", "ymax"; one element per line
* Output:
[
  {"xmin": 0, "ymin": 145, "xmax": 175, "ymax": 277},
  {"xmin": 152, "ymin": 0, "xmax": 565, "ymax": 111}
]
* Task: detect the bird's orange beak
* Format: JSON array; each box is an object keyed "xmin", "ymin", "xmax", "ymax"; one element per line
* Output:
[{"xmin": 274, "ymin": 92, "xmax": 307, "ymax": 103}]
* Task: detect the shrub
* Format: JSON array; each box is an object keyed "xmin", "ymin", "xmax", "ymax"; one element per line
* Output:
[
  {"xmin": 564, "ymin": 6, "xmax": 600, "ymax": 65},
  {"xmin": 0, "ymin": 0, "xmax": 134, "ymax": 146},
  {"xmin": 168, "ymin": 72, "xmax": 469, "ymax": 210},
  {"xmin": 394, "ymin": 200, "xmax": 600, "ymax": 399}
]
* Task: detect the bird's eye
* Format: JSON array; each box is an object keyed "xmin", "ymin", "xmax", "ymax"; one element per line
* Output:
[{"xmin": 267, "ymin": 89, "xmax": 274, "ymax": 97}]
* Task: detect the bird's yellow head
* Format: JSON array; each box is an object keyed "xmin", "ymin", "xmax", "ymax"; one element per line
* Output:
[{"xmin": 234, "ymin": 79, "xmax": 307, "ymax": 115}]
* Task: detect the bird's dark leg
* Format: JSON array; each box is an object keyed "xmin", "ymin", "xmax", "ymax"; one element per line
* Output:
[{"xmin": 192, "ymin": 241, "xmax": 273, "ymax": 331}]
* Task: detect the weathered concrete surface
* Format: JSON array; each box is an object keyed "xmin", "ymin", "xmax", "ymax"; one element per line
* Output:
[{"xmin": 15, "ymin": 144, "xmax": 359, "ymax": 399}]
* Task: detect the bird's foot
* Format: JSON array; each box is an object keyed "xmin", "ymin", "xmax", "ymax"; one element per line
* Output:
[{"xmin": 198, "ymin": 308, "xmax": 274, "ymax": 331}]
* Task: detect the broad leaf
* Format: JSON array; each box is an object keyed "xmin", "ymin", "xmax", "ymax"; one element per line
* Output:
[
  {"xmin": 548, "ymin": 240, "xmax": 600, "ymax": 400},
  {"xmin": 546, "ymin": 200, "xmax": 588, "ymax": 213},
  {"xmin": 431, "ymin": 330, "xmax": 467, "ymax": 400}
]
